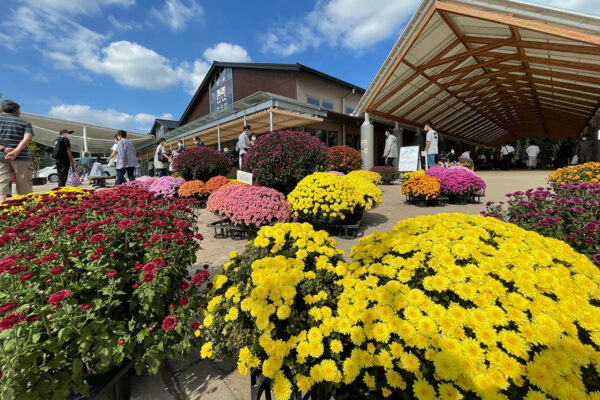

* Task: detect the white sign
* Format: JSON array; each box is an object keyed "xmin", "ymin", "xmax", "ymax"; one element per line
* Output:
[
  {"xmin": 398, "ymin": 146, "xmax": 421, "ymax": 172},
  {"xmin": 236, "ymin": 170, "xmax": 253, "ymax": 185}
]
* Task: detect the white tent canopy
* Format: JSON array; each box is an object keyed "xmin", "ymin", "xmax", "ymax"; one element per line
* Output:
[{"xmin": 20, "ymin": 113, "xmax": 154, "ymax": 154}]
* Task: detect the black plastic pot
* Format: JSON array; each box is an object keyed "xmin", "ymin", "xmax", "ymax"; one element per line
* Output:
[
  {"xmin": 32, "ymin": 177, "xmax": 47, "ymax": 186},
  {"xmin": 67, "ymin": 361, "xmax": 132, "ymax": 400}
]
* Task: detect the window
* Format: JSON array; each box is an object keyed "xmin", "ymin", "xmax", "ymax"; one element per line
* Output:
[
  {"xmin": 322, "ymin": 101, "xmax": 334, "ymax": 111},
  {"xmin": 346, "ymin": 107, "xmax": 354, "ymax": 115},
  {"xmin": 307, "ymin": 97, "xmax": 320, "ymax": 106}
]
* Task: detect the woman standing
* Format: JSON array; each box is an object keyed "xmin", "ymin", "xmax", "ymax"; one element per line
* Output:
[{"xmin": 154, "ymin": 138, "xmax": 171, "ymax": 177}]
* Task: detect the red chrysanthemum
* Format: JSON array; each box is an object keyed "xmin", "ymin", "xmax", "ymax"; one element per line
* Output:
[
  {"xmin": 132, "ymin": 282, "xmax": 140, "ymax": 289},
  {"xmin": 179, "ymin": 297, "xmax": 189, "ymax": 306},
  {"xmin": 143, "ymin": 274, "xmax": 155, "ymax": 283},
  {"xmin": 106, "ymin": 270, "xmax": 117, "ymax": 278},
  {"xmin": 26, "ymin": 315, "xmax": 39, "ymax": 323},
  {"xmin": 161, "ymin": 315, "xmax": 178, "ymax": 331},
  {"xmin": 118, "ymin": 338, "xmax": 126, "ymax": 346},
  {"xmin": 0, "ymin": 312, "xmax": 25, "ymax": 330},
  {"xmin": 178, "ymin": 281, "xmax": 190, "ymax": 291},
  {"xmin": 49, "ymin": 265, "xmax": 64, "ymax": 275},
  {"xmin": 80, "ymin": 303, "xmax": 91, "ymax": 311},
  {"xmin": 48, "ymin": 289, "xmax": 73, "ymax": 304},
  {"xmin": 192, "ymin": 321, "xmax": 200, "ymax": 331},
  {"xmin": 0, "ymin": 302, "xmax": 17, "ymax": 314},
  {"xmin": 19, "ymin": 272, "xmax": 33, "ymax": 281},
  {"xmin": 191, "ymin": 270, "xmax": 210, "ymax": 285}
]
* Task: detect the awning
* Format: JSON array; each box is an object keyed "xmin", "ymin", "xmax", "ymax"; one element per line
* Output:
[
  {"xmin": 21, "ymin": 113, "xmax": 153, "ymax": 153},
  {"xmin": 355, "ymin": 0, "xmax": 600, "ymax": 146}
]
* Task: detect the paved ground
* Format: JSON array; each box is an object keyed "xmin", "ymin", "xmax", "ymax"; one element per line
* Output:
[{"xmin": 129, "ymin": 169, "xmax": 551, "ymax": 400}]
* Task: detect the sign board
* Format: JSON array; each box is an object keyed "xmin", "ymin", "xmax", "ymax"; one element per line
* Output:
[
  {"xmin": 398, "ymin": 146, "xmax": 420, "ymax": 172},
  {"xmin": 237, "ymin": 170, "xmax": 253, "ymax": 186}
]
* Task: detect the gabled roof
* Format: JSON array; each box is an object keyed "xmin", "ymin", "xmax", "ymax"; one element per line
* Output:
[
  {"xmin": 178, "ymin": 62, "xmax": 365, "ymax": 125},
  {"xmin": 149, "ymin": 119, "xmax": 178, "ymax": 135},
  {"xmin": 355, "ymin": 0, "xmax": 600, "ymax": 146}
]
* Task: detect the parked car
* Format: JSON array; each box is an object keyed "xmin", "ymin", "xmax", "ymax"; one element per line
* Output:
[{"xmin": 36, "ymin": 164, "xmax": 116, "ymax": 183}]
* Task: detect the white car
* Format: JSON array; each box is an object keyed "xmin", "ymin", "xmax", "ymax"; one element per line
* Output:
[{"xmin": 36, "ymin": 164, "xmax": 116, "ymax": 183}]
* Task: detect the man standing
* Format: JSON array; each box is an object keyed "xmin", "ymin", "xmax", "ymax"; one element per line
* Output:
[
  {"xmin": 78, "ymin": 152, "xmax": 91, "ymax": 182},
  {"xmin": 236, "ymin": 125, "xmax": 251, "ymax": 169},
  {"xmin": 525, "ymin": 143, "xmax": 540, "ymax": 169},
  {"xmin": 500, "ymin": 142, "xmax": 515, "ymax": 170},
  {"xmin": 53, "ymin": 128, "xmax": 75, "ymax": 187},
  {"xmin": 578, "ymin": 135, "xmax": 594, "ymax": 164},
  {"xmin": 115, "ymin": 130, "xmax": 137, "ymax": 185},
  {"xmin": 0, "ymin": 100, "xmax": 34, "ymax": 202},
  {"xmin": 193, "ymin": 136, "xmax": 205, "ymax": 147},
  {"xmin": 382, "ymin": 128, "xmax": 398, "ymax": 167},
  {"xmin": 423, "ymin": 122, "xmax": 438, "ymax": 169}
]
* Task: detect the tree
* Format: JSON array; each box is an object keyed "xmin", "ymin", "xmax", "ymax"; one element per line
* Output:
[{"xmin": 29, "ymin": 142, "xmax": 50, "ymax": 177}]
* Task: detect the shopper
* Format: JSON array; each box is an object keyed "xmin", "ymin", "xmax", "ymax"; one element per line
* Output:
[
  {"xmin": 154, "ymin": 138, "xmax": 171, "ymax": 177},
  {"xmin": 148, "ymin": 160, "xmax": 154, "ymax": 177},
  {"xmin": 115, "ymin": 130, "xmax": 137, "ymax": 185},
  {"xmin": 578, "ymin": 135, "xmax": 594, "ymax": 164},
  {"xmin": 89, "ymin": 156, "xmax": 106, "ymax": 187},
  {"xmin": 106, "ymin": 134, "xmax": 120, "ymax": 166},
  {"xmin": 448, "ymin": 148, "xmax": 458, "ymax": 163},
  {"xmin": 236, "ymin": 125, "xmax": 251, "ymax": 169},
  {"xmin": 193, "ymin": 136, "xmax": 205, "ymax": 147},
  {"xmin": 423, "ymin": 122, "xmax": 438, "ymax": 169},
  {"xmin": 525, "ymin": 143, "xmax": 540, "ymax": 169},
  {"xmin": 78, "ymin": 152, "xmax": 91, "ymax": 182},
  {"xmin": 460, "ymin": 149, "xmax": 471, "ymax": 160},
  {"xmin": 0, "ymin": 99, "xmax": 34, "ymax": 203},
  {"xmin": 53, "ymin": 128, "xmax": 75, "ymax": 187},
  {"xmin": 382, "ymin": 128, "xmax": 398, "ymax": 166},
  {"xmin": 500, "ymin": 142, "xmax": 515, "ymax": 170}
]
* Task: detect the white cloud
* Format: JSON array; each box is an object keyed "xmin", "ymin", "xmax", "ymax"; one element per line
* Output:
[
  {"xmin": 203, "ymin": 42, "xmax": 251, "ymax": 63},
  {"xmin": 0, "ymin": 2, "xmax": 250, "ymax": 94},
  {"xmin": 48, "ymin": 104, "xmax": 172, "ymax": 131},
  {"xmin": 151, "ymin": 0, "xmax": 203, "ymax": 31},
  {"xmin": 22, "ymin": 0, "xmax": 135, "ymax": 16},
  {"xmin": 107, "ymin": 15, "xmax": 138, "ymax": 31}
]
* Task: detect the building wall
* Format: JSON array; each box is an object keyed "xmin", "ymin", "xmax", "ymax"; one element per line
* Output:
[
  {"xmin": 180, "ymin": 90, "xmax": 210, "ymax": 126},
  {"xmin": 233, "ymin": 69, "xmax": 297, "ymax": 102},
  {"xmin": 296, "ymin": 72, "xmax": 363, "ymax": 114}
]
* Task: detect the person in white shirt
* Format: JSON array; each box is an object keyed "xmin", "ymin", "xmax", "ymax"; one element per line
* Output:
[
  {"xmin": 383, "ymin": 128, "xmax": 398, "ymax": 166},
  {"xmin": 525, "ymin": 143, "xmax": 540, "ymax": 169},
  {"xmin": 500, "ymin": 142, "xmax": 515, "ymax": 170},
  {"xmin": 423, "ymin": 121, "xmax": 438, "ymax": 169},
  {"xmin": 460, "ymin": 150, "xmax": 471, "ymax": 160}
]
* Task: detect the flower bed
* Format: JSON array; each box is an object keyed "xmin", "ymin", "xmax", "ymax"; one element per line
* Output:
[
  {"xmin": 172, "ymin": 146, "xmax": 232, "ymax": 181},
  {"xmin": 335, "ymin": 213, "xmax": 600, "ymax": 399},
  {"xmin": 207, "ymin": 185, "xmax": 291, "ymax": 230},
  {"xmin": 426, "ymin": 165, "xmax": 486, "ymax": 198},
  {"xmin": 548, "ymin": 162, "xmax": 600, "ymax": 186},
  {"xmin": 200, "ymin": 223, "xmax": 346, "ymax": 400},
  {"xmin": 346, "ymin": 170, "xmax": 382, "ymax": 185},
  {"xmin": 402, "ymin": 170, "xmax": 425, "ymax": 180},
  {"xmin": 148, "ymin": 176, "xmax": 185, "ymax": 198},
  {"xmin": 0, "ymin": 187, "xmax": 209, "ymax": 399},
  {"xmin": 328, "ymin": 145, "xmax": 363, "ymax": 174},
  {"xmin": 344, "ymin": 174, "xmax": 382, "ymax": 212},
  {"xmin": 288, "ymin": 172, "xmax": 361, "ymax": 225},
  {"xmin": 370, "ymin": 166, "xmax": 400, "ymax": 184},
  {"xmin": 401, "ymin": 175, "xmax": 441, "ymax": 200},
  {"xmin": 483, "ymin": 182, "xmax": 600, "ymax": 265},
  {"xmin": 124, "ymin": 179, "xmax": 155, "ymax": 191},
  {"xmin": 178, "ymin": 180, "xmax": 205, "ymax": 199},
  {"xmin": 242, "ymin": 130, "xmax": 331, "ymax": 194},
  {"xmin": 201, "ymin": 176, "xmax": 231, "ymax": 197}
]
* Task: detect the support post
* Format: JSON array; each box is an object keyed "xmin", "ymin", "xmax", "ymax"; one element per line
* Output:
[
  {"xmin": 342, "ymin": 120, "xmax": 346, "ymax": 146},
  {"xmin": 361, "ymin": 113, "xmax": 375, "ymax": 170},
  {"xmin": 269, "ymin": 110, "xmax": 274, "ymax": 131},
  {"xmin": 83, "ymin": 126, "xmax": 88, "ymax": 154},
  {"xmin": 217, "ymin": 126, "xmax": 222, "ymax": 151},
  {"xmin": 393, "ymin": 122, "xmax": 403, "ymax": 169}
]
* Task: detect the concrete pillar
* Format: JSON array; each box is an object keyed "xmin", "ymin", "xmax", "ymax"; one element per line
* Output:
[
  {"xmin": 217, "ymin": 126, "xmax": 222, "ymax": 151},
  {"xmin": 393, "ymin": 122, "xmax": 403, "ymax": 169},
  {"xmin": 361, "ymin": 113, "xmax": 375, "ymax": 170},
  {"xmin": 83, "ymin": 126, "xmax": 88, "ymax": 154}
]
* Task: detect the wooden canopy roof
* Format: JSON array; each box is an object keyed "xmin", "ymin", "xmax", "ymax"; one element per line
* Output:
[{"xmin": 356, "ymin": 0, "xmax": 600, "ymax": 146}]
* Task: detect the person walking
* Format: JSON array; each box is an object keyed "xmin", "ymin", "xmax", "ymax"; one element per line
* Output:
[
  {"xmin": 154, "ymin": 138, "xmax": 171, "ymax": 177},
  {"xmin": 500, "ymin": 142, "xmax": 515, "ymax": 170},
  {"xmin": 78, "ymin": 152, "xmax": 91, "ymax": 182},
  {"xmin": 115, "ymin": 130, "xmax": 137, "ymax": 185},
  {"xmin": 53, "ymin": 128, "xmax": 75, "ymax": 187},
  {"xmin": 525, "ymin": 143, "xmax": 540, "ymax": 169},
  {"xmin": 236, "ymin": 125, "xmax": 251, "ymax": 169},
  {"xmin": 0, "ymin": 100, "xmax": 34, "ymax": 203},
  {"xmin": 106, "ymin": 134, "xmax": 119, "ymax": 166},
  {"xmin": 382, "ymin": 128, "xmax": 398, "ymax": 166},
  {"xmin": 423, "ymin": 122, "xmax": 438, "ymax": 169},
  {"xmin": 578, "ymin": 135, "xmax": 594, "ymax": 164}
]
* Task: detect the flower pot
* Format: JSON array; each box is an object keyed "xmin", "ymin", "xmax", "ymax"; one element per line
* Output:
[
  {"xmin": 67, "ymin": 361, "xmax": 132, "ymax": 400},
  {"xmin": 415, "ymin": 199, "xmax": 429, "ymax": 207},
  {"xmin": 32, "ymin": 177, "xmax": 47, "ymax": 186},
  {"xmin": 451, "ymin": 196, "xmax": 468, "ymax": 205}
]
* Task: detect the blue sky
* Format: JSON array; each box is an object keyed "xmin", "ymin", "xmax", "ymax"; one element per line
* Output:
[{"xmin": 0, "ymin": 0, "xmax": 596, "ymax": 133}]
